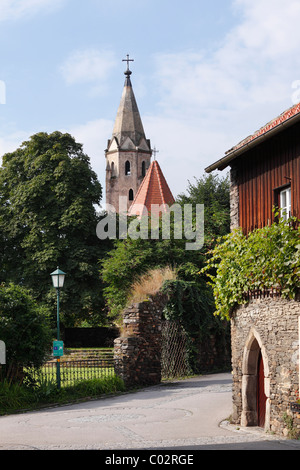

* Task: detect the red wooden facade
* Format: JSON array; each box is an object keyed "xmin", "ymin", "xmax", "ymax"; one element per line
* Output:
[
  {"xmin": 206, "ymin": 104, "xmax": 300, "ymax": 234},
  {"xmin": 235, "ymin": 122, "xmax": 300, "ymax": 233}
]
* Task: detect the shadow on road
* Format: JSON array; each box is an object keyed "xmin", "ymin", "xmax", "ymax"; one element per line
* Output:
[
  {"xmin": 145, "ymin": 440, "xmax": 299, "ymax": 450},
  {"xmin": 160, "ymin": 376, "xmax": 232, "ymax": 389}
]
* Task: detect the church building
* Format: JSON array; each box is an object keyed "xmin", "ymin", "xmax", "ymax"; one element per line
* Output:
[{"xmin": 105, "ymin": 56, "xmax": 174, "ymax": 214}]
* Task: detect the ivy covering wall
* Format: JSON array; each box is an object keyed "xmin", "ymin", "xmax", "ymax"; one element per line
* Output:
[{"xmin": 202, "ymin": 216, "xmax": 300, "ymax": 320}]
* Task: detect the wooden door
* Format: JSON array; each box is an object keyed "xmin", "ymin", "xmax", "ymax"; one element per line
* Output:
[{"xmin": 257, "ymin": 351, "xmax": 266, "ymax": 427}]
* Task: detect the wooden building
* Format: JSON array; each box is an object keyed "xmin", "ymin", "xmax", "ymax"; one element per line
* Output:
[
  {"xmin": 206, "ymin": 103, "xmax": 300, "ymax": 436},
  {"xmin": 206, "ymin": 102, "xmax": 300, "ymax": 233}
]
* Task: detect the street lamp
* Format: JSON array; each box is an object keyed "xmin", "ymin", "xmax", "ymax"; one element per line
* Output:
[{"xmin": 50, "ymin": 267, "xmax": 66, "ymax": 389}]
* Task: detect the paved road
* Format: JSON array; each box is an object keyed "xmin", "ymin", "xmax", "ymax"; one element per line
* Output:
[{"xmin": 0, "ymin": 372, "xmax": 300, "ymax": 451}]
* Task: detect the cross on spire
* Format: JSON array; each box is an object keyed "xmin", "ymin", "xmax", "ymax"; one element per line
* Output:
[
  {"xmin": 123, "ymin": 54, "xmax": 134, "ymax": 75},
  {"xmin": 152, "ymin": 147, "xmax": 159, "ymax": 160}
]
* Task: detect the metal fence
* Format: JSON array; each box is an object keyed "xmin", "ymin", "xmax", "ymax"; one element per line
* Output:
[
  {"xmin": 23, "ymin": 350, "xmax": 116, "ymax": 388},
  {"xmin": 33, "ymin": 358, "xmax": 115, "ymax": 387}
]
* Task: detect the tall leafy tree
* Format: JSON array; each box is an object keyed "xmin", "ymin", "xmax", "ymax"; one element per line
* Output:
[
  {"xmin": 177, "ymin": 173, "xmax": 230, "ymax": 241},
  {"xmin": 102, "ymin": 235, "xmax": 207, "ymax": 320},
  {"xmin": 101, "ymin": 173, "xmax": 231, "ymax": 320},
  {"xmin": 100, "ymin": 173, "xmax": 231, "ymax": 372},
  {"xmin": 0, "ymin": 131, "xmax": 109, "ymax": 327}
]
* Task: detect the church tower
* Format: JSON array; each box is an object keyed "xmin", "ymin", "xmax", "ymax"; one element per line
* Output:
[{"xmin": 105, "ymin": 56, "xmax": 152, "ymax": 213}]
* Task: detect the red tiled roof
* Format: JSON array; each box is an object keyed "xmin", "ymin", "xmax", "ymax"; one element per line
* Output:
[
  {"xmin": 128, "ymin": 160, "xmax": 175, "ymax": 216},
  {"xmin": 229, "ymin": 102, "xmax": 300, "ymax": 154}
]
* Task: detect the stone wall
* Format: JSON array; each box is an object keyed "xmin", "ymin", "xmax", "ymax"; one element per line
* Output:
[
  {"xmin": 231, "ymin": 295, "xmax": 300, "ymax": 437},
  {"xmin": 114, "ymin": 294, "xmax": 166, "ymax": 388},
  {"xmin": 195, "ymin": 329, "xmax": 231, "ymax": 373},
  {"xmin": 114, "ymin": 295, "xmax": 231, "ymax": 388}
]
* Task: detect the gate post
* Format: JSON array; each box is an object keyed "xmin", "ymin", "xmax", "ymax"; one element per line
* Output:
[{"xmin": 114, "ymin": 294, "xmax": 166, "ymax": 388}]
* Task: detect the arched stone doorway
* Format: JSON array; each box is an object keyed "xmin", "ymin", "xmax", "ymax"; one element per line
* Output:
[{"xmin": 241, "ymin": 329, "xmax": 270, "ymax": 430}]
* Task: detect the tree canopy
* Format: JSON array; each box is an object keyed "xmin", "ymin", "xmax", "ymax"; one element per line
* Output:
[
  {"xmin": 177, "ymin": 173, "xmax": 230, "ymax": 241},
  {"xmin": 0, "ymin": 131, "xmax": 109, "ymax": 327},
  {"xmin": 101, "ymin": 173, "xmax": 231, "ymax": 322}
]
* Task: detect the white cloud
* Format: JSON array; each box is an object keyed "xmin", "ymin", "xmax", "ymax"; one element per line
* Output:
[
  {"xmin": 2, "ymin": 0, "xmax": 300, "ymax": 201},
  {"xmin": 232, "ymin": 0, "xmax": 300, "ymax": 59},
  {"xmin": 60, "ymin": 49, "xmax": 118, "ymax": 90},
  {"xmin": 62, "ymin": 0, "xmax": 300, "ymax": 198},
  {"xmin": 140, "ymin": 0, "xmax": 300, "ymax": 193},
  {"xmin": 0, "ymin": 0, "xmax": 65, "ymax": 22},
  {"xmin": 154, "ymin": 0, "xmax": 300, "ymax": 115}
]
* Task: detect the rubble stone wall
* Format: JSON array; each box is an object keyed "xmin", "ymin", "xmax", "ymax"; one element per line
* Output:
[
  {"xmin": 231, "ymin": 296, "xmax": 300, "ymax": 437},
  {"xmin": 114, "ymin": 295, "xmax": 166, "ymax": 388}
]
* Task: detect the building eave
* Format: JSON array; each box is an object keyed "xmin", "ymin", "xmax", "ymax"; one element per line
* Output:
[{"xmin": 205, "ymin": 105, "xmax": 300, "ymax": 173}]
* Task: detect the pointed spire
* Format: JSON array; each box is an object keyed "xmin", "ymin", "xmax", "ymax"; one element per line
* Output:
[
  {"xmin": 128, "ymin": 160, "xmax": 175, "ymax": 217},
  {"xmin": 110, "ymin": 55, "xmax": 149, "ymax": 150}
]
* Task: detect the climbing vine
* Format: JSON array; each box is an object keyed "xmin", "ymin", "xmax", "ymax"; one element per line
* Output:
[
  {"xmin": 201, "ymin": 216, "xmax": 300, "ymax": 320},
  {"xmin": 162, "ymin": 279, "xmax": 230, "ymax": 372},
  {"xmin": 162, "ymin": 279, "xmax": 215, "ymax": 338}
]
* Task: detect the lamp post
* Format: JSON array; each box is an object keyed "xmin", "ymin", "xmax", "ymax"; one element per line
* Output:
[{"xmin": 50, "ymin": 267, "xmax": 66, "ymax": 389}]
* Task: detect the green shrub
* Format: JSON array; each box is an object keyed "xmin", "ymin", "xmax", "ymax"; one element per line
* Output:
[
  {"xmin": 0, "ymin": 283, "xmax": 52, "ymax": 381},
  {"xmin": 0, "ymin": 380, "xmax": 36, "ymax": 413},
  {"xmin": 0, "ymin": 375, "xmax": 125, "ymax": 415}
]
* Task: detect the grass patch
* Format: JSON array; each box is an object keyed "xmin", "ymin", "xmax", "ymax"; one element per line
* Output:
[
  {"xmin": 128, "ymin": 266, "xmax": 177, "ymax": 304},
  {"xmin": 0, "ymin": 375, "xmax": 125, "ymax": 415}
]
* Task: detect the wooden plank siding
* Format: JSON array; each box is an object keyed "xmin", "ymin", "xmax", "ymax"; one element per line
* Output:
[{"xmin": 232, "ymin": 121, "xmax": 300, "ymax": 234}]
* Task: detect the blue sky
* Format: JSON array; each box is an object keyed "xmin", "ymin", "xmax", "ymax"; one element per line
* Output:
[{"xmin": 1, "ymin": 0, "xmax": 300, "ymax": 203}]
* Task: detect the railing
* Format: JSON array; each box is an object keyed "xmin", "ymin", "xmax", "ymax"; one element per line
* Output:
[
  {"xmin": 28, "ymin": 350, "xmax": 115, "ymax": 388},
  {"xmin": 242, "ymin": 288, "xmax": 282, "ymax": 301},
  {"xmin": 36, "ymin": 359, "xmax": 115, "ymax": 387}
]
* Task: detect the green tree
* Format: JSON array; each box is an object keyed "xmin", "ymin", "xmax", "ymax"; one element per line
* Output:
[
  {"xmin": 0, "ymin": 131, "xmax": 109, "ymax": 327},
  {"xmin": 0, "ymin": 283, "xmax": 52, "ymax": 380},
  {"xmin": 100, "ymin": 173, "xmax": 231, "ymax": 371},
  {"xmin": 177, "ymin": 173, "xmax": 230, "ymax": 241},
  {"xmin": 101, "ymin": 235, "xmax": 207, "ymax": 320},
  {"xmin": 101, "ymin": 173, "xmax": 231, "ymax": 321}
]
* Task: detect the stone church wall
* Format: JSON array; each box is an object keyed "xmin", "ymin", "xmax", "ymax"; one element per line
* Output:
[{"xmin": 231, "ymin": 295, "xmax": 300, "ymax": 437}]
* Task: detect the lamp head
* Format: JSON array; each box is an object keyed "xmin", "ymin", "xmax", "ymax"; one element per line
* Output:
[{"xmin": 50, "ymin": 267, "xmax": 66, "ymax": 289}]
